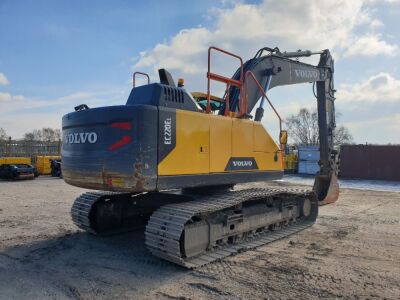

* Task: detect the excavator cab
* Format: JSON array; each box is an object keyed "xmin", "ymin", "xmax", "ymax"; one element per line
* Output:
[{"xmin": 191, "ymin": 92, "xmax": 224, "ymax": 112}]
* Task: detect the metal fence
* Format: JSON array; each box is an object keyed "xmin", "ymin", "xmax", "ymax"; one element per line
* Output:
[{"xmin": 0, "ymin": 139, "xmax": 61, "ymax": 158}]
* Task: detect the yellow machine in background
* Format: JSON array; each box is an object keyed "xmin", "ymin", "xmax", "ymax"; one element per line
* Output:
[
  {"xmin": 36, "ymin": 156, "xmax": 61, "ymax": 175},
  {"xmin": 284, "ymin": 153, "xmax": 298, "ymax": 173},
  {"xmin": 0, "ymin": 157, "xmax": 32, "ymax": 165}
]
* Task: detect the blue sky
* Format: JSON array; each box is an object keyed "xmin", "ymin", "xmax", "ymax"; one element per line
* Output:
[
  {"xmin": 0, "ymin": 0, "xmax": 399, "ymax": 143},
  {"xmin": 0, "ymin": 0, "xmax": 219, "ymax": 97}
]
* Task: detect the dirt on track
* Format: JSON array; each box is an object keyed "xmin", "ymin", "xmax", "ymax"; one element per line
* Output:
[{"xmin": 0, "ymin": 177, "xmax": 399, "ymax": 299}]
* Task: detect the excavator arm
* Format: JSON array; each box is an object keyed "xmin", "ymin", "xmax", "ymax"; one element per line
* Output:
[{"xmin": 223, "ymin": 47, "xmax": 338, "ymax": 205}]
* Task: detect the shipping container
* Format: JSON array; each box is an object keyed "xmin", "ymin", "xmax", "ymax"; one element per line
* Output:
[
  {"xmin": 298, "ymin": 161, "xmax": 319, "ymax": 175},
  {"xmin": 36, "ymin": 156, "xmax": 61, "ymax": 175},
  {"xmin": 298, "ymin": 145, "xmax": 320, "ymax": 175},
  {"xmin": 0, "ymin": 157, "xmax": 32, "ymax": 165},
  {"xmin": 298, "ymin": 145, "xmax": 320, "ymax": 161},
  {"xmin": 340, "ymin": 145, "xmax": 400, "ymax": 181}
]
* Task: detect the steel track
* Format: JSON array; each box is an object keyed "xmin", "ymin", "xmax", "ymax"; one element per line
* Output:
[
  {"xmin": 71, "ymin": 191, "xmax": 132, "ymax": 235},
  {"xmin": 145, "ymin": 187, "xmax": 317, "ymax": 268}
]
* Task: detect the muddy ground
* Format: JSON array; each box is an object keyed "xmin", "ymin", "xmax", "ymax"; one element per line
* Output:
[{"xmin": 0, "ymin": 177, "xmax": 399, "ymax": 299}]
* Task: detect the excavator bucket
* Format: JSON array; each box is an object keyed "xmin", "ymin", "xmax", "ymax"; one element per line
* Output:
[{"xmin": 313, "ymin": 172, "xmax": 339, "ymax": 206}]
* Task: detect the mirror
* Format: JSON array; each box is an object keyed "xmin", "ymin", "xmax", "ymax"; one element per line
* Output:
[{"xmin": 279, "ymin": 130, "xmax": 288, "ymax": 145}]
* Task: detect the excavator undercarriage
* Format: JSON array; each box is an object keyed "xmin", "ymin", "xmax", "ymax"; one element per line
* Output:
[
  {"xmin": 71, "ymin": 187, "xmax": 317, "ymax": 267},
  {"xmin": 64, "ymin": 46, "xmax": 338, "ymax": 268}
]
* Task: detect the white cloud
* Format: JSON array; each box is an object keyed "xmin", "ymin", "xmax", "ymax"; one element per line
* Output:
[
  {"xmin": 335, "ymin": 73, "xmax": 400, "ymax": 144},
  {"xmin": 0, "ymin": 92, "xmax": 24, "ymax": 102},
  {"xmin": 367, "ymin": 0, "xmax": 400, "ymax": 3},
  {"xmin": 342, "ymin": 112, "xmax": 400, "ymax": 144},
  {"xmin": 134, "ymin": 0, "xmax": 397, "ymax": 92},
  {"xmin": 369, "ymin": 19, "xmax": 384, "ymax": 29},
  {"xmin": 57, "ymin": 91, "xmax": 102, "ymax": 102},
  {"xmin": 0, "ymin": 73, "xmax": 10, "ymax": 85},
  {"xmin": 344, "ymin": 114, "xmax": 400, "ymax": 131},
  {"xmin": 136, "ymin": 27, "xmax": 211, "ymax": 75},
  {"xmin": 1, "ymin": 89, "xmax": 124, "ymax": 112},
  {"xmin": 344, "ymin": 34, "xmax": 398, "ymax": 57},
  {"xmin": 337, "ymin": 73, "xmax": 400, "ymax": 103},
  {"xmin": 0, "ymin": 111, "xmax": 65, "ymax": 140},
  {"xmin": 0, "ymin": 87, "xmax": 128, "ymax": 138}
]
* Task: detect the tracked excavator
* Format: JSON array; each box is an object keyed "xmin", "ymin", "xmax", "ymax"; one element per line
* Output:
[{"xmin": 62, "ymin": 46, "xmax": 339, "ymax": 268}]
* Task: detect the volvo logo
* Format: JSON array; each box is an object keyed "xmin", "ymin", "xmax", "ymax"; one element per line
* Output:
[
  {"xmin": 225, "ymin": 157, "xmax": 259, "ymax": 171},
  {"xmin": 64, "ymin": 132, "xmax": 98, "ymax": 144},
  {"xmin": 232, "ymin": 161, "xmax": 253, "ymax": 167},
  {"xmin": 294, "ymin": 69, "xmax": 319, "ymax": 80}
]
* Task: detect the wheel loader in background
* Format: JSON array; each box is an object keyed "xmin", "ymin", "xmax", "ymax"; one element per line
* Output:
[{"xmin": 62, "ymin": 46, "xmax": 339, "ymax": 268}]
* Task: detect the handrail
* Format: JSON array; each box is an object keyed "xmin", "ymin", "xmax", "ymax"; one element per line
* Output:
[
  {"xmin": 132, "ymin": 71, "xmax": 150, "ymax": 88},
  {"xmin": 244, "ymin": 70, "xmax": 285, "ymax": 167},
  {"xmin": 207, "ymin": 47, "xmax": 244, "ymax": 115}
]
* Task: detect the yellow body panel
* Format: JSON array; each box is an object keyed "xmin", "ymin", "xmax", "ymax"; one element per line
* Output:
[
  {"xmin": 253, "ymin": 123, "xmax": 277, "ymax": 152},
  {"xmin": 210, "ymin": 116, "xmax": 232, "ymax": 172},
  {"xmin": 231, "ymin": 118, "xmax": 253, "ymax": 158},
  {"xmin": 0, "ymin": 157, "xmax": 31, "ymax": 165},
  {"xmin": 36, "ymin": 156, "xmax": 61, "ymax": 175},
  {"xmin": 253, "ymin": 152, "xmax": 282, "ymax": 171},
  {"xmin": 158, "ymin": 110, "xmax": 210, "ymax": 175},
  {"xmin": 253, "ymin": 122, "xmax": 282, "ymax": 171},
  {"xmin": 159, "ymin": 109, "xmax": 282, "ymax": 175}
]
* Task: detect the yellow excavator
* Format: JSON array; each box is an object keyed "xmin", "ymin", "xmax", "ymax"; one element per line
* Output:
[{"xmin": 62, "ymin": 46, "xmax": 339, "ymax": 268}]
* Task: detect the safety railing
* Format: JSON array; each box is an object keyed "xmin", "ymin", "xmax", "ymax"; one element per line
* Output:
[
  {"xmin": 244, "ymin": 70, "xmax": 284, "ymax": 167},
  {"xmin": 206, "ymin": 47, "xmax": 244, "ymax": 116},
  {"xmin": 132, "ymin": 71, "xmax": 150, "ymax": 88}
]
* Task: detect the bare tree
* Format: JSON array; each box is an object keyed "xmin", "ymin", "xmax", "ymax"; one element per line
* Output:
[
  {"xmin": 285, "ymin": 108, "xmax": 353, "ymax": 145},
  {"xmin": 334, "ymin": 125, "xmax": 353, "ymax": 145},
  {"xmin": 0, "ymin": 128, "xmax": 8, "ymax": 141},
  {"xmin": 23, "ymin": 128, "xmax": 61, "ymax": 142},
  {"xmin": 41, "ymin": 128, "xmax": 61, "ymax": 142},
  {"xmin": 285, "ymin": 108, "xmax": 319, "ymax": 145},
  {"xmin": 24, "ymin": 130, "xmax": 38, "ymax": 141}
]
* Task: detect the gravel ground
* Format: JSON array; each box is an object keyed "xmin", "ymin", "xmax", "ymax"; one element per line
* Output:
[{"xmin": 0, "ymin": 176, "xmax": 399, "ymax": 299}]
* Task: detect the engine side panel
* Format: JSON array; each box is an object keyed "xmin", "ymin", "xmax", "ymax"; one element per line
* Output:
[{"xmin": 157, "ymin": 109, "xmax": 284, "ymax": 189}]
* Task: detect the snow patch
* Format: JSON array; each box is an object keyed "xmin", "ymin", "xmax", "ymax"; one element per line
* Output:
[{"xmin": 279, "ymin": 175, "xmax": 400, "ymax": 193}]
